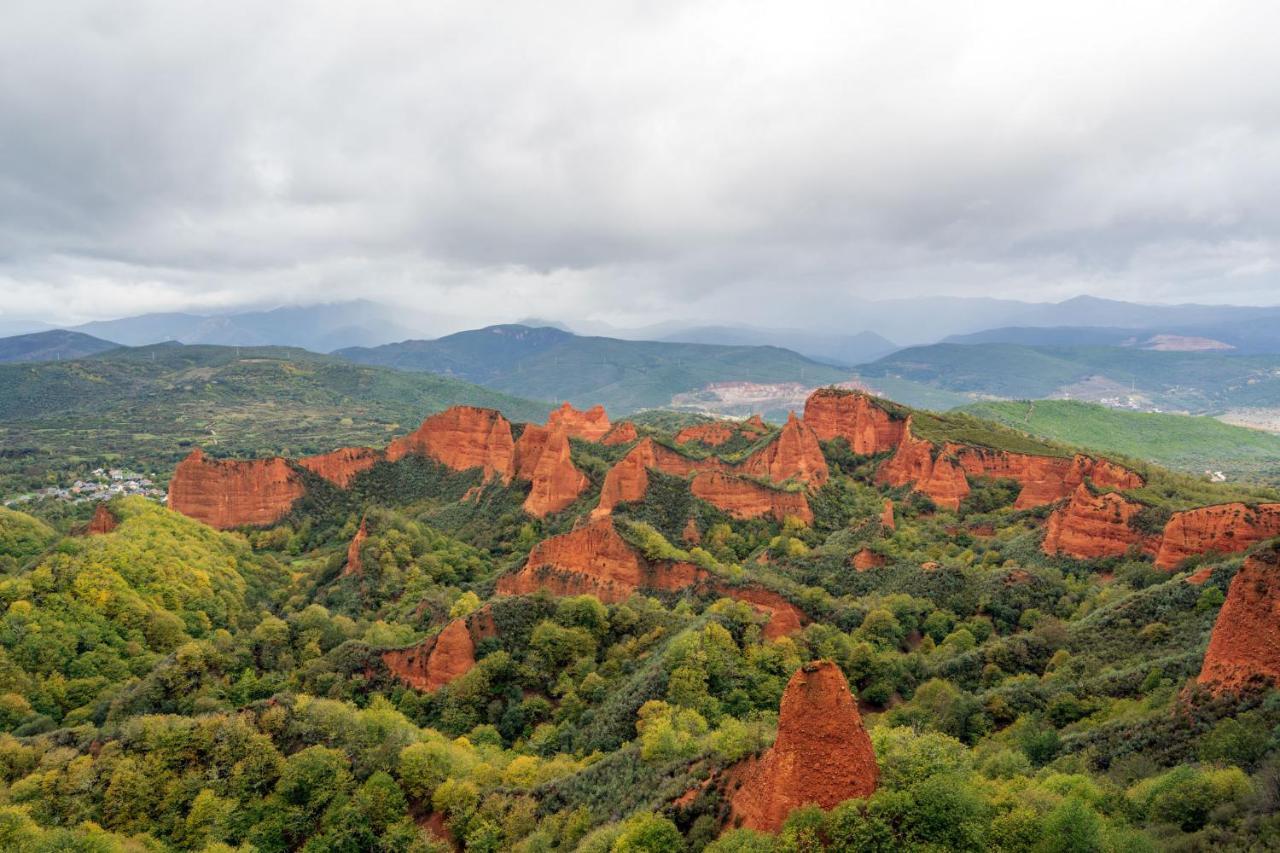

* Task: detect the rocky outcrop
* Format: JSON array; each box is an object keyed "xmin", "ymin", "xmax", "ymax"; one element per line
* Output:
[
  {"xmin": 881, "ymin": 499, "xmax": 895, "ymax": 530},
  {"xmin": 381, "ymin": 607, "xmax": 499, "ymax": 692},
  {"xmin": 593, "ymin": 439, "xmax": 716, "ymax": 517},
  {"xmin": 729, "ymin": 661, "xmax": 878, "ymax": 833},
  {"xmin": 690, "ymin": 472, "xmax": 813, "ymax": 525},
  {"xmin": 853, "ymin": 549, "xmax": 885, "ymax": 571},
  {"xmin": 1041, "ymin": 484, "xmax": 1155, "ymax": 559},
  {"xmin": 803, "ymin": 388, "xmax": 905, "ymax": 454},
  {"xmin": 601, "ymin": 421, "xmax": 638, "ymax": 446},
  {"xmin": 878, "ymin": 418, "xmax": 1142, "ymax": 512},
  {"xmin": 85, "ymin": 504, "xmax": 118, "ymax": 535},
  {"xmin": 298, "ymin": 446, "xmax": 382, "ymax": 487},
  {"xmin": 519, "ymin": 425, "xmax": 589, "ymax": 517},
  {"xmin": 386, "ymin": 407, "xmax": 516, "ymax": 483},
  {"xmin": 876, "ymin": 422, "xmax": 969, "ymax": 511},
  {"xmin": 740, "ymin": 413, "xmax": 829, "ymax": 488},
  {"xmin": 676, "ymin": 421, "xmax": 736, "ymax": 447},
  {"xmin": 683, "ymin": 518, "xmax": 701, "ymax": 545},
  {"xmin": 168, "ymin": 449, "xmax": 305, "ymax": 529},
  {"xmin": 343, "ymin": 518, "xmax": 368, "ymax": 577},
  {"xmin": 497, "ymin": 517, "xmax": 705, "ymax": 602},
  {"xmin": 1196, "ymin": 551, "xmax": 1280, "ymax": 696},
  {"xmin": 547, "ymin": 402, "xmax": 612, "ymax": 441},
  {"xmin": 1155, "ymin": 503, "xmax": 1280, "ymax": 569}
]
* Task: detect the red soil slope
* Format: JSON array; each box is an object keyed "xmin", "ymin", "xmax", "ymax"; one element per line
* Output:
[
  {"xmin": 729, "ymin": 661, "xmax": 879, "ymax": 833},
  {"xmin": 519, "ymin": 425, "xmax": 589, "ymax": 517},
  {"xmin": 1197, "ymin": 550, "xmax": 1280, "ymax": 695},
  {"xmin": 343, "ymin": 518, "xmax": 368, "ymax": 577},
  {"xmin": 386, "ymin": 406, "xmax": 516, "ymax": 483},
  {"xmin": 601, "ymin": 421, "xmax": 638, "ymax": 446},
  {"xmin": 803, "ymin": 388, "xmax": 905, "ymax": 454},
  {"xmin": 297, "ymin": 446, "xmax": 382, "ymax": 487},
  {"xmin": 85, "ymin": 504, "xmax": 118, "ymax": 535},
  {"xmin": 168, "ymin": 449, "xmax": 305, "ymax": 529}
]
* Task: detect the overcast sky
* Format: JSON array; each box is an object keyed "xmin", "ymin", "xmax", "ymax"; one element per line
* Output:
[{"xmin": 2, "ymin": 1, "xmax": 1279, "ymax": 330}]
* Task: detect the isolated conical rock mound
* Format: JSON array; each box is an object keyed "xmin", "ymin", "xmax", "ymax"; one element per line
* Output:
[
  {"xmin": 85, "ymin": 503, "xmax": 118, "ymax": 535},
  {"xmin": 730, "ymin": 660, "xmax": 878, "ymax": 833},
  {"xmin": 1197, "ymin": 549, "xmax": 1280, "ymax": 696}
]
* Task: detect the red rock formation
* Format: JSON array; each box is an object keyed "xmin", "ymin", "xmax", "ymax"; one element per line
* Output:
[
  {"xmin": 729, "ymin": 661, "xmax": 879, "ymax": 833},
  {"xmin": 343, "ymin": 518, "xmax": 368, "ymax": 577},
  {"xmin": 740, "ymin": 413, "xmax": 829, "ymax": 488},
  {"xmin": 497, "ymin": 517, "xmax": 705, "ymax": 602},
  {"xmin": 1041, "ymin": 484, "xmax": 1156, "ymax": 559},
  {"xmin": 593, "ymin": 439, "xmax": 717, "ymax": 517},
  {"xmin": 877, "ymin": 419, "xmax": 1142, "ymax": 512},
  {"xmin": 386, "ymin": 406, "xmax": 516, "ymax": 483},
  {"xmin": 521, "ymin": 425, "xmax": 589, "ymax": 517},
  {"xmin": 1186, "ymin": 567, "xmax": 1214, "ymax": 586},
  {"xmin": 683, "ymin": 518, "xmax": 701, "ymax": 545},
  {"xmin": 381, "ymin": 606, "xmax": 499, "ymax": 692},
  {"xmin": 1155, "ymin": 503, "xmax": 1280, "ymax": 570},
  {"xmin": 547, "ymin": 402, "xmax": 612, "ymax": 441},
  {"xmin": 853, "ymin": 549, "xmax": 885, "ymax": 571},
  {"xmin": 880, "ymin": 499, "xmax": 895, "ymax": 530},
  {"xmin": 876, "ymin": 422, "xmax": 969, "ymax": 511},
  {"xmin": 714, "ymin": 584, "xmax": 806, "ymax": 640},
  {"xmin": 513, "ymin": 424, "xmax": 551, "ymax": 481},
  {"xmin": 676, "ymin": 422, "xmax": 737, "ymax": 447},
  {"xmin": 690, "ymin": 472, "xmax": 813, "ymax": 525},
  {"xmin": 803, "ymin": 388, "xmax": 905, "ymax": 454},
  {"xmin": 601, "ymin": 421, "xmax": 638, "ymax": 446},
  {"xmin": 742, "ymin": 415, "xmax": 769, "ymax": 436},
  {"xmin": 168, "ymin": 449, "xmax": 305, "ymax": 529},
  {"xmin": 1196, "ymin": 551, "xmax": 1280, "ymax": 695},
  {"xmin": 298, "ymin": 446, "xmax": 382, "ymax": 487},
  {"xmin": 85, "ymin": 504, "xmax": 118, "ymax": 535}
]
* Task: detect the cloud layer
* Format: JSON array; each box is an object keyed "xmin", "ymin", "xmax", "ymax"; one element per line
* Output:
[{"xmin": 3, "ymin": 1, "xmax": 1279, "ymax": 330}]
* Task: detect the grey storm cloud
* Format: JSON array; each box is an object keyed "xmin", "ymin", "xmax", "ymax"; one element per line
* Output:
[{"xmin": 1, "ymin": 0, "xmax": 1279, "ymax": 330}]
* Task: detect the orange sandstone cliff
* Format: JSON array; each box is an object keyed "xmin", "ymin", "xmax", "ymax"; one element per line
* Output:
[
  {"xmin": 803, "ymin": 388, "xmax": 905, "ymax": 454},
  {"xmin": 880, "ymin": 499, "xmax": 895, "ymax": 530},
  {"xmin": 386, "ymin": 406, "xmax": 516, "ymax": 483},
  {"xmin": 739, "ymin": 413, "xmax": 829, "ymax": 487},
  {"xmin": 876, "ymin": 422, "xmax": 969, "ymax": 510},
  {"xmin": 298, "ymin": 446, "xmax": 382, "ymax": 487},
  {"xmin": 1041, "ymin": 484, "xmax": 1155, "ymax": 559},
  {"xmin": 381, "ymin": 607, "xmax": 499, "ymax": 692},
  {"xmin": 516, "ymin": 424, "xmax": 589, "ymax": 517},
  {"xmin": 547, "ymin": 402, "xmax": 612, "ymax": 441},
  {"xmin": 168, "ymin": 449, "xmax": 305, "ymax": 529},
  {"xmin": 1196, "ymin": 550, "xmax": 1280, "ymax": 696},
  {"xmin": 729, "ymin": 661, "xmax": 879, "ymax": 833},
  {"xmin": 1155, "ymin": 503, "xmax": 1280, "ymax": 570}
]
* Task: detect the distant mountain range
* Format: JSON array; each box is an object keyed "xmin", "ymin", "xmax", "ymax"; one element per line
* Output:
[
  {"xmin": 0, "ymin": 329, "xmax": 120, "ymax": 363},
  {"xmin": 67, "ymin": 300, "xmax": 435, "ymax": 352},
  {"xmin": 336, "ymin": 324, "xmax": 850, "ymax": 414},
  {"xmin": 657, "ymin": 325, "xmax": 898, "ymax": 367}
]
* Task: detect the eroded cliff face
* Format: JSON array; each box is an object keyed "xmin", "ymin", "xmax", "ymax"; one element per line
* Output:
[
  {"xmin": 386, "ymin": 406, "xmax": 516, "ymax": 483},
  {"xmin": 298, "ymin": 446, "xmax": 382, "ymax": 487},
  {"xmin": 1155, "ymin": 503, "xmax": 1280, "ymax": 569},
  {"xmin": 853, "ymin": 549, "xmax": 885, "ymax": 571},
  {"xmin": 601, "ymin": 421, "xmax": 638, "ymax": 446},
  {"xmin": 343, "ymin": 518, "xmax": 368, "ymax": 577},
  {"xmin": 876, "ymin": 422, "xmax": 969, "ymax": 510},
  {"xmin": 803, "ymin": 389, "xmax": 906, "ymax": 454},
  {"xmin": 1197, "ymin": 551, "xmax": 1280, "ymax": 696},
  {"xmin": 877, "ymin": 419, "xmax": 1142, "ymax": 512},
  {"xmin": 1041, "ymin": 484, "xmax": 1155, "ymax": 559},
  {"xmin": 520, "ymin": 425, "xmax": 589, "ymax": 517},
  {"xmin": 547, "ymin": 402, "xmax": 612, "ymax": 441},
  {"xmin": 690, "ymin": 472, "xmax": 813, "ymax": 525},
  {"xmin": 729, "ymin": 661, "xmax": 879, "ymax": 833},
  {"xmin": 85, "ymin": 504, "xmax": 118, "ymax": 535},
  {"xmin": 740, "ymin": 413, "xmax": 829, "ymax": 488},
  {"xmin": 676, "ymin": 422, "xmax": 736, "ymax": 447},
  {"xmin": 381, "ymin": 607, "xmax": 499, "ymax": 692},
  {"xmin": 716, "ymin": 584, "xmax": 806, "ymax": 639},
  {"xmin": 168, "ymin": 449, "xmax": 305, "ymax": 529},
  {"xmin": 881, "ymin": 499, "xmax": 895, "ymax": 530},
  {"xmin": 496, "ymin": 517, "xmax": 705, "ymax": 602}
]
